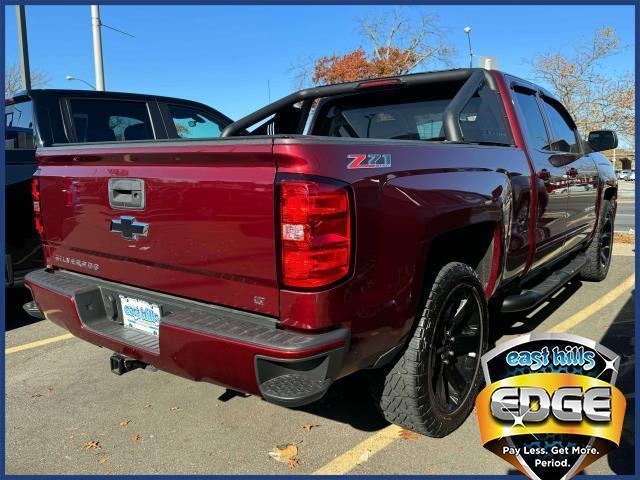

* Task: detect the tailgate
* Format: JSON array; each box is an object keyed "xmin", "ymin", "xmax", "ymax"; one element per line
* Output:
[{"xmin": 36, "ymin": 140, "xmax": 279, "ymax": 316}]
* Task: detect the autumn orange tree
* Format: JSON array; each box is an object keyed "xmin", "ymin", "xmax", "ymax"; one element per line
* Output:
[
  {"xmin": 301, "ymin": 10, "xmax": 455, "ymax": 86},
  {"xmin": 530, "ymin": 27, "xmax": 635, "ymax": 145}
]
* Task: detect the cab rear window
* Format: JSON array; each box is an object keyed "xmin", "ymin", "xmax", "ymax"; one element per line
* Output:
[{"xmin": 312, "ymin": 81, "xmax": 510, "ymax": 145}]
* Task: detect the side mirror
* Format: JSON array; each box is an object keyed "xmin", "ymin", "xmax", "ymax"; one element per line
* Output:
[{"xmin": 588, "ymin": 130, "xmax": 618, "ymax": 152}]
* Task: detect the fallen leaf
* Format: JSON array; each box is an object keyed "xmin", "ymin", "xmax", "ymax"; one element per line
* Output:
[
  {"xmin": 47, "ymin": 386, "xmax": 54, "ymax": 395},
  {"xmin": 614, "ymin": 232, "xmax": 635, "ymax": 244},
  {"xmin": 269, "ymin": 444, "xmax": 298, "ymax": 463},
  {"xmin": 119, "ymin": 420, "xmax": 130, "ymax": 427},
  {"xmin": 302, "ymin": 423, "xmax": 318, "ymax": 431},
  {"xmin": 144, "ymin": 404, "xmax": 152, "ymax": 408},
  {"xmin": 249, "ymin": 411, "xmax": 256, "ymax": 417},
  {"xmin": 84, "ymin": 440, "xmax": 100, "ymax": 450},
  {"xmin": 398, "ymin": 429, "xmax": 422, "ymax": 440},
  {"xmin": 31, "ymin": 393, "xmax": 43, "ymax": 399},
  {"xmin": 131, "ymin": 435, "xmax": 141, "ymax": 442},
  {"xmin": 99, "ymin": 455, "xmax": 108, "ymax": 464},
  {"xmin": 169, "ymin": 406, "xmax": 180, "ymax": 411},
  {"xmin": 358, "ymin": 449, "xmax": 371, "ymax": 464},
  {"xmin": 287, "ymin": 458, "xmax": 299, "ymax": 469}
]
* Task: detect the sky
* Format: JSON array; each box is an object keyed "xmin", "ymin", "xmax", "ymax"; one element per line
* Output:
[{"xmin": 4, "ymin": 5, "xmax": 636, "ymax": 120}]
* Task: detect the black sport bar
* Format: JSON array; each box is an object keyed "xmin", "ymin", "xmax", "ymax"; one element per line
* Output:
[{"xmin": 221, "ymin": 68, "xmax": 498, "ymax": 142}]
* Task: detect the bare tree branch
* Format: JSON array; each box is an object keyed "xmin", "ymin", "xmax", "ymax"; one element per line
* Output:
[
  {"xmin": 4, "ymin": 63, "xmax": 50, "ymax": 98},
  {"xmin": 528, "ymin": 27, "xmax": 634, "ymax": 144},
  {"xmin": 304, "ymin": 8, "xmax": 456, "ymax": 86}
]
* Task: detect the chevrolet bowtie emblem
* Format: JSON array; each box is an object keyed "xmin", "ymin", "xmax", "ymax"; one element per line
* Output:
[{"xmin": 110, "ymin": 216, "xmax": 149, "ymax": 241}]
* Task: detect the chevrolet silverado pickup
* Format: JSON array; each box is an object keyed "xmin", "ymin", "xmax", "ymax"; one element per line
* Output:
[
  {"xmin": 25, "ymin": 69, "xmax": 618, "ymax": 437},
  {"xmin": 5, "ymin": 88, "xmax": 234, "ymax": 289}
]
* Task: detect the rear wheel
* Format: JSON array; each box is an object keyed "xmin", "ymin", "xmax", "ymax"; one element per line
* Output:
[
  {"xmin": 369, "ymin": 262, "xmax": 488, "ymax": 437},
  {"xmin": 581, "ymin": 200, "xmax": 613, "ymax": 281}
]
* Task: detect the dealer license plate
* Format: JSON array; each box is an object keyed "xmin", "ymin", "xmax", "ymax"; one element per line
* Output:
[{"xmin": 119, "ymin": 295, "xmax": 161, "ymax": 336}]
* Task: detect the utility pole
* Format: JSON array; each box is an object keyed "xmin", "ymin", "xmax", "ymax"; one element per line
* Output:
[
  {"xmin": 15, "ymin": 5, "xmax": 31, "ymax": 90},
  {"xmin": 91, "ymin": 5, "xmax": 105, "ymax": 91}
]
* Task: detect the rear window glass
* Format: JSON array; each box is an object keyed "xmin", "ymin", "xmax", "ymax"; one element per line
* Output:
[
  {"xmin": 5, "ymin": 100, "xmax": 35, "ymax": 150},
  {"xmin": 168, "ymin": 104, "xmax": 224, "ymax": 138},
  {"xmin": 68, "ymin": 99, "xmax": 154, "ymax": 142},
  {"xmin": 316, "ymin": 97, "xmax": 449, "ymax": 141},
  {"xmin": 312, "ymin": 82, "xmax": 510, "ymax": 144}
]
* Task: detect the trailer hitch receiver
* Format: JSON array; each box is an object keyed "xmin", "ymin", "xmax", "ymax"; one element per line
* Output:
[{"xmin": 110, "ymin": 353, "xmax": 149, "ymax": 375}]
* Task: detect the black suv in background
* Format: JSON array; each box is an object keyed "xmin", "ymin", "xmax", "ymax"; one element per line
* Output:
[{"xmin": 5, "ymin": 89, "xmax": 235, "ymax": 288}]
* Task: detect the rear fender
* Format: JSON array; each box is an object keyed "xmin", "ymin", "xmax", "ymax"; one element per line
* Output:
[{"xmin": 380, "ymin": 169, "xmax": 511, "ymax": 323}]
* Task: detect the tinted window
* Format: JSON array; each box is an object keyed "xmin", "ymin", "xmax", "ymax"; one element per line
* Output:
[
  {"xmin": 322, "ymin": 100, "xmax": 447, "ymax": 141},
  {"xmin": 458, "ymin": 92, "xmax": 510, "ymax": 144},
  {"xmin": 5, "ymin": 101, "xmax": 35, "ymax": 149},
  {"xmin": 69, "ymin": 99, "xmax": 153, "ymax": 142},
  {"xmin": 168, "ymin": 104, "xmax": 224, "ymax": 138},
  {"xmin": 541, "ymin": 98, "xmax": 580, "ymax": 153},
  {"xmin": 513, "ymin": 90, "xmax": 550, "ymax": 151},
  {"xmin": 313, "ymin": 84, "xmax": 511, "ymax": 144},
  {"xmin": 416, "ymin": 109, "xmax": 445, "ymax": 140}
]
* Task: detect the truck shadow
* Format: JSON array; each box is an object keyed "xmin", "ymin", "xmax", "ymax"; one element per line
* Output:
[
  {"xmin": 601, "ymin": 293, "xmax": 635, "ymax": 475},
  {"xmin": 488, "ymin": 280, "xmax": 583, "ymax": 348},
  {"xmin": 296, "ymin": 370, "xmax": 390, "ymax": 432}
]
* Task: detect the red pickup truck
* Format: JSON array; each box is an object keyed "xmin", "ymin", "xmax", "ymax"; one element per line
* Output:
[{"xmin": 25, "ymin": 68, "xmax": 618, "ymax": 437}]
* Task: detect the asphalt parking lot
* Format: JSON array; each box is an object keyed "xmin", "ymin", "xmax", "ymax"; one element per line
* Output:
[{"xmin": 5, "ymin": 242, "xmax": 636, "ymax": 473}]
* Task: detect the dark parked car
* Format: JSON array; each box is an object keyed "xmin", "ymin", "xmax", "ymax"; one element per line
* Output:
[
  {"xmin": 25, "ymin": 69, "xmax": 618, "ymax": 437},
  {"xmin": 5, "ymin": 88, "xmax": 235, "ymax": 289},
  {"xmin": 6, "ymin": 95, "xmax": 42, "ymax": 287}
]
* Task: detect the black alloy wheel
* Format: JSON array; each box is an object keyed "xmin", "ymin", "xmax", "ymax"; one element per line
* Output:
[{"xmin": 429, "ymin": 283, "xmax": 483, "ymax": 414}]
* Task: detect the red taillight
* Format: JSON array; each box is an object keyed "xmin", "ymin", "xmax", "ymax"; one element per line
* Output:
[
  {"xmin": 31, "ymin": 177, "xmax": 46, "ymax": 241},
  {"xmin": 279, "ymin": 179, "xmax": 351, "ymax": 288}
]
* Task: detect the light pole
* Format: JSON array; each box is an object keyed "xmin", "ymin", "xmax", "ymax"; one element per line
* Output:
[
  {"xmin": 464, "ymin": 26, "xmax": 473, "ymax": 68},
  {"xmin": 91, "ymin": 5, "xmax": 105, "ymax": 91},
  {"xmin": 66, "ymin": 75, "xmax": 96, "ymax": 90}
]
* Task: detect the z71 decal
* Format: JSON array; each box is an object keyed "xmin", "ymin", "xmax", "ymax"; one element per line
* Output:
[{"xmin": 347, "ymin": 153, "xmax": 392, "ymax": 169}]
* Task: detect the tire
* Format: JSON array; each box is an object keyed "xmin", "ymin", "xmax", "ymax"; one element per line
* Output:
[
  {"xmin": 581, "ymin": 199, "xmax": 614, "ymax": 281},
  {"xmin": 369, "ymin": 262, "xmax": 488, "ymax": 437}
]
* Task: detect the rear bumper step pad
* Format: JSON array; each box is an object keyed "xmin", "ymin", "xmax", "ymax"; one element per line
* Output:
[{"xmin": 22, "ymin": 300, "xmax": 45, "ymax": 319}]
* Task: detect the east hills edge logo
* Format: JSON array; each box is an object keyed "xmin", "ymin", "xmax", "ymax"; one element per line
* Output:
[{"xmin": 475, "ymin": 333, "xmax": 625, "ymax": 480}]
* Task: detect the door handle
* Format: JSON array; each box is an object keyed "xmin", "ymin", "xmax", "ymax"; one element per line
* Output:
[
  {"xmin": 566, "ymin": 168, "xmax": 578, "ymax": 178},
  {"xmin": 108, "ymin": 178, "xmax": 145, "ymax": 209}
]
